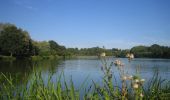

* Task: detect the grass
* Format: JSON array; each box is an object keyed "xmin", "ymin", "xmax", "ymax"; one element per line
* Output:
[
  {"xmin": 0, "ymin": 72, "xmax": 81, "ymax": 100},
  {"xmin": 0, "ymin": 55, "xmax": 170, "ymax": 100}
]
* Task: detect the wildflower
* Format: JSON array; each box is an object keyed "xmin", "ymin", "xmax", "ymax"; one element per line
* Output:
[
  {"xmin": 100, "ymin": 52, "xmax": 106, "ymax": 57},
  {"xmin": 114, "ymin": 60, "xmax": 118, "ymax": 64},
  {"xmin": 130, "ymin": 54, "xmax": 134, "ymax": 59},
  {"xmin": 126, "ymin": 53, "xmax": 130, "ymax": 58},
  {"xmin": 140, "ymin": 93, "xmax": 144, "ymax": 97},
  {"xmin": 126, "ymin": 53, "xmax": 134, "ymax": 59},
  {"xmin": 122, "ymin": 76, "xmax": 127, "ymax": 80},
  {"xmin": 127, "ymin": 75, "xmax": 133, "ymax": 80},
  {"xmin": 114, "ymin": 60, "xmax": 124, "ymax": 66},
  {"xmin": 133, "ymin": 83, "xmax": 139, "ymax": 89},
  {"xmin": 140, "ymin": 79, "xmax": 145, "ymax": 83},
  {"xmin": 135, "ymin": 79, "xmax": 139, "ymax": 83}
]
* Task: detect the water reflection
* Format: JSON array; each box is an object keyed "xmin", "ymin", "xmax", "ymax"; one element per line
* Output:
[
  {"xmin": 0, "ymin": 58, "xmax": 170, "ymax": 89},
  {"xmin": 0, "ymin": 59, "xmax": 62, "ymax": 86}
]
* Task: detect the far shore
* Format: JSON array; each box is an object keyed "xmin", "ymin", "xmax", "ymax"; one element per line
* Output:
[{"xmin": 1, "ymin": 55, "xmax": 170, "ymax": 61}]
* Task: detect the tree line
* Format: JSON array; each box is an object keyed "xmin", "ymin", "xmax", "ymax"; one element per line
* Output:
[
  {"xmin": 0, "ymin": 23, "xmax": 66, "ymax": 58},
  {"xmin": 131, "ymin": 44, "xmax": 170, "ymax": 58},
  {"xmin": 0, "ymin": 23, "xmax": 170, "ymax": 59}
]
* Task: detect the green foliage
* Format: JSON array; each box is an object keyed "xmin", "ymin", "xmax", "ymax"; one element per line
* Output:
[
  {"xmin": 81, "ymin": 47, "xmax": 104, "ymax": 56},
  {"xmin": 34, "ymin": 41, "xmax": 51, "ymax": 56},
  {"xmin": 65, "ymin": 48, "xmax": 79, "ymax": 57},
  {"xmin": 112, "ymin": 49, "xmax": 130, "ymax": 57},
  {"xmin": 131, "ymin": 44, "xmax": 170, "ymax": 58},
  {"xmin": 66, "ymin": 47, "xmax": 113, "ymax": 57},
  {"xmin": 144, "ymin": 71, "xmax": 170, "ymax": 99},
  {"xmin": 0, "ymin": 25, "xmax": 33, "ymax": 57},
  {"xmin": 0, "ymin": 72, "xmax": 81, "ymax": 100},
  {"xmin": 49, "ymin": 40, "xmax": 66, "ymax": 56},
  {"xmin": 1, "ymin": 23, "xmax": 170, "ymax": 59},
  {"xmin": 0, "ymin": 23, "xmax": 67, "ymax": 59},
  {"xmin": 1, "ymin": 67, "xmax": 170, "ymax": 99},
  {"xmin": 0, "ymin": 23, "xmax": 14, "ymax": 32},
  {"xmin": 65, "ymin": 44, "xmax": 170, "ymax": 58}
]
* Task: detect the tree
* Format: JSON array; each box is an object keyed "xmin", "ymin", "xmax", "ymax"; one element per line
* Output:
[
  {"xmin": 149, "ymin": 44, "xmax": 163, "ymax": 58},
  {"xmin": 34, "ymin": 41, "xmax": 51, "ymax": 56},
  {"xmin": 130, "ymin": 44, "xmax": 170, "ymax": 58},
  {"xmin": 28, "ymin": 40, "xmax": 40, "ymax": 56},
  {"xmin": 49, "ymin": 40, "xmax": 66, "ymax": 56},
  {"xmin": 131, "ymin": 46, "xmax": 151, "ymax": 57},
  {"xmin": 0, "ymin": 23, "xmax": 14, "ymax": 32},
  {"xmin": 0, "ymin": 25, "xmax": 31, "ymax": 57}
]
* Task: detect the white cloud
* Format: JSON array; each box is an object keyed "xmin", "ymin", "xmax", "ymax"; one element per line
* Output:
[{"xmin": 13, "ymin": 0, "xmax": 37, "ymax": 10}]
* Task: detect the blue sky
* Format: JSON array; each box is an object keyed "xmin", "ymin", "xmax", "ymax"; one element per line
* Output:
[{"xmin": 0, "ymin": 0, "xmax": 170, "ymax": 49}]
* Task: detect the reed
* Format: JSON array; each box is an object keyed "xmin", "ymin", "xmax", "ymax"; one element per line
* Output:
[{"xmin": 0, "ymin": 55, "xmax": 170, "ymax": 100}]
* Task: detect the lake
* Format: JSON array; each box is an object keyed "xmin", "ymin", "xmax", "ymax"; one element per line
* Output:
[{"xmin": 0, "ymin": 57, "xmax": 170, "ymax": 90}]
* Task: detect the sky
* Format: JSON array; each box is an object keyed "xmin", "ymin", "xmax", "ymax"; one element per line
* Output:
[{"xmin": 0, "ymin": 0, "xmax": 170, "ymax": 49}]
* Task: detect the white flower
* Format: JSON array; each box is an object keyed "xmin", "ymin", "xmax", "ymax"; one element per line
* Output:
[
  {"xmin": 114, "ymin": 60, "xmax": 124, "ymax": 66},
  {"xmin": 122, "ymin": 76, "xmax": 127, "ymax": 80},
  {"xmin": 135, "ymin": 79, "xmax": 139, "ymax": 83},
  {"xmin": 126, "ymin": 53, "xmax": 134, "ymax": 59},
  {"xmin": 130, "ymin": 54, "xmax": 134, "ymax": 59},
  {"xmin": 126, "ymin": 53, "xmax": 130, "ymax": 58},
  {"xmin": 100, "ymin": 52, "xmax": 106, "ymax": 57},
  {"xmin": 140, "ymin": 79, "xmax": 145, "ymax": 82},
  {"xmin": 133, "ymin": 83, "xmax": 139, "ymax": 89},
  {"xmin": 140, "ymin": 93, "xmax": 144, "ymax": 97},
  {"xmin": 128, "ymin": 75, "xmax": 133, "ymax": 80}
]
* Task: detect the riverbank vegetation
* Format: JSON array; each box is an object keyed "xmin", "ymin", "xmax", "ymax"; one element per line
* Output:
[
  {"xmin": 1, "ymin": 23, "xmax": 170, "ymax": 60},
  {"xmin": 0, "ymin": 56, "xmax": 170, "ymax": 99}
]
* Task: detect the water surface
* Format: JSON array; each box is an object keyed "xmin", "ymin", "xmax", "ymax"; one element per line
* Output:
[{"xmin": 0, "ymin": 58, "xmax": 170, "ymax": 89}]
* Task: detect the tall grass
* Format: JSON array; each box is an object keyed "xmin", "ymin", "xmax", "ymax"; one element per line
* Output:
[
  {"xmin": 0, "ymin": 72, "xmax": 81, "ymax": 100},
  {"xmin": 0, "ymin": 55, "xmax": 170, "ymax": 100}
]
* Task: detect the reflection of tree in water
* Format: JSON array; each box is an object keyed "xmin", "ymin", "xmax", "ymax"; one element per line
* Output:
[
  {"xmin": 31, "ymin": 59, "xmax": 62, "ymax": 74},
  {"xmin": 0, "ymin": 59, "xmax": 62, "ymax": 86},
  {"xmin": 0, "ymin": 60, "xmax": 33, "ymax": 85}
]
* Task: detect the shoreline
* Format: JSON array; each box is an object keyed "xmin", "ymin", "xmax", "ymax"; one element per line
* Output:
[{"xmin": 1, "ymin": 55, "xmax": 170, "ymax": 61}]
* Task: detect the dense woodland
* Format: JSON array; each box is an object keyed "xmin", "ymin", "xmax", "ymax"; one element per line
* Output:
[{"xmin": 0, "ymin": 23, "xmax": 170, "ymax": 59}]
